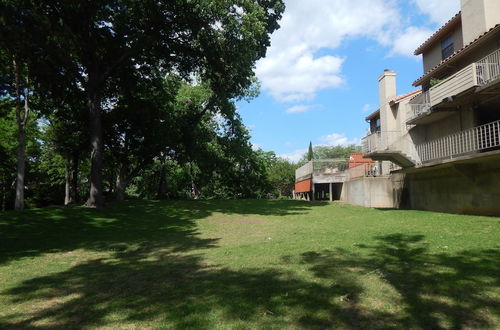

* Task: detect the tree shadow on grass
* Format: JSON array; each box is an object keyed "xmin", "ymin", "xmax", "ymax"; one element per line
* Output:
[
  {"xmin": 0, "ymin": 243, "xmax": 392, "ymax": 329},
  {"xmin": 2, "ymin": 231, "xmax": 497, "ymax": 328},
  {"xmin": 0, "ymin": 199, "xmax": 323, "ymax": 266},
  {"xmin": 300, "ymin": 234, "xmax": 500, "ymax": 329}
]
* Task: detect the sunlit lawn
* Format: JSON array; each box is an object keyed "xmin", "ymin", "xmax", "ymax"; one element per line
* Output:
[{"xmin": 1, "ymin": 200, "xmax": 499, "ymax": 329}]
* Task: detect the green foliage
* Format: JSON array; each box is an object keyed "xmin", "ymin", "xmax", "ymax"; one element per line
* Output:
[
  {"xmin": 307, "ymin": 141, "xmax": 313, "ymax": 161},
  {"xmin": 0, "ymin": 0, "xmax": 286, "ymax": 206},
  {"xmin": 299, "ymin": 144, "xmax": 362, "ymax": 164}
]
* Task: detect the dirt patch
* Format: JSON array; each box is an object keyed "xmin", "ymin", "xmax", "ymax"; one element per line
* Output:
[
  {"xmin": 232, "ymin": 217, "xmax": 266, "ymax": 223},
  {"xmin": 207, "ymin": 216, "xmax": 267, "ymax": 224}
]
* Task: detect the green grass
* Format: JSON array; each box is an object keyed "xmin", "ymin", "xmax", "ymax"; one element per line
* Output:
[{"xmin": 0, "ymin": 200, "xmax": 499, "ymax": 329}]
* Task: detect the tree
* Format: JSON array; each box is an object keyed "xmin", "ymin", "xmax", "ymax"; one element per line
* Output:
[
  {"xmin": 7, "ymin": 0, "xmax": 284, "ymax": 207},
  {"xmin": 300, "ymin": 144, "xmax": 362, "ymax": 163},
  {"xmin": 267, "ymin": 157, "xmax": 296, "ymax": 198},
  {"xmin": 307, "ymin": 141, "xmax": 314, "ymax": 161}
]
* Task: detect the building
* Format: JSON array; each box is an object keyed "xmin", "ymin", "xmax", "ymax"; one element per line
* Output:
[
  {"xmin": 362, "ymin": 0, "xmax": 500, "ymax": 215},
  {"xmin": 293, "ymin": 154, "xmax": 396, "ymax": 207}
]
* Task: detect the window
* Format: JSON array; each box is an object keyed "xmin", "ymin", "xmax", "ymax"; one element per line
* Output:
[{"xmin": 441, "ymin": 35, "xmax": 454, "ymax": 60}]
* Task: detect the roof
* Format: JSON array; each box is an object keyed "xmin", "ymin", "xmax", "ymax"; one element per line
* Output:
[
  {"xmin": 413, "ymin": 23, "xmax": 500, "ymax": 86},
  {"xmin": 414, "ymin": 12, "xmax": 461, "ymax": 55},
  {"xmin": 365, "ymin": 109, "xmax": 380, "ymax": 121},
  {"xmin": 390, "ymin": 89, "xmax": 422, "ymax": 103}
]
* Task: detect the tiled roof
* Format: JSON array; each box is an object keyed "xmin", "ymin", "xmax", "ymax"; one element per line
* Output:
[
  {"xmin": 414, "ymin": 12, "xmax": 461, "ymax": 55},
  {"xmin": 413, "ymin": 23, "xmax": 500, "ymax": 86},
  {"xmin": 390, "ymin": 89, "xmax": 422, "ymax": 103}
]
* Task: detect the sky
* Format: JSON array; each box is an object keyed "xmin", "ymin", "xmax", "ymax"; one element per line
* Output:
[{"xmin": 237, "ymin": 0, "xmax": 460, "ymax": 162}]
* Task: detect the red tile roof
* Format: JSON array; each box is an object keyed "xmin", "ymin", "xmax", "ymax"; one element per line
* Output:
[
  {"xmin": 413, "ymin": 23, "xmax": 500, "ymax": 86},
  {"xmin": 390, "ymin": 89, "xmax": 422, "ymax": 103},
  {"xmin": 414, "ymin": 12, "xmax": 461, "ymax": 55}
]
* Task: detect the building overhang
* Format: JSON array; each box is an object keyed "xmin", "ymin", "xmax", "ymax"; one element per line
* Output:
[
  {"xmin": 365, "ymin": 109, "xmax": 380, "ymax": 121},
  {"xmin": 364, "ymin": 151, "xmax": 415, "ymax": 169},
  {"xmin": 414, "ymin": 12, "xmax": 461, "ymax": 55},
  {"xmin": 413, "ymin": 24, "xmax": 500, "ymax": 86}
]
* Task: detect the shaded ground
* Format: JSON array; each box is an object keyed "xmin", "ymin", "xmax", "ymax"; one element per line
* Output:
[{"xmin": 0, "ymin": 200, "xmax": 499, "ymax": 329}]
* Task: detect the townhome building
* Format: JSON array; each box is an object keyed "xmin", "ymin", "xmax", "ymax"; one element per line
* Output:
[{"xmin": 363, "ymin": 0, "xmax": 500, "ymax": 215}]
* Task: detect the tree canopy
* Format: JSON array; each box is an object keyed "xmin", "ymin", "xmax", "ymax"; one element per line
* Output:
[{"xmin": 0, "ymin": 0, "xmax": 286, "ymax": 209}]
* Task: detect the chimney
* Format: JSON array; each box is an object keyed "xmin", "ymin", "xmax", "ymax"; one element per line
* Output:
[
  {"xmin": 378, "ymin": 70, "xmax": 397, "ymax": 133},
  {"xmin": 378, "ymin": 70, "xmax": 397, "ymax": 106},
  {"xmin": 461, "ymin": 0, "xmax": 500, "ymax": 45}
]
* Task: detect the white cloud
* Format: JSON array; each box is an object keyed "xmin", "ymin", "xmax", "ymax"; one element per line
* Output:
[
  {"xmin": 390, "ymin": 26, "xmax": 434, "ymax": 56},
  {"xmin": 285, "ymin": 104, "xmax": 316, "ymax": 114},
  {"xmin": 361, "ymin": 104, "xmax": 373, "ymax": 113},
  {"xmin": 257, "ymin": 0, "xmax": 402, "ymax": 103},
  {"xmin": 256, "ymin": 0, "xmax": 459, "ymax": 103},
  {"xmin": 251, "ymin": 142, "xmax": 262, "ymax": 151},
  {"xmin": 411, "ymin": 0, "xmax": 460, "ymax": 25},
  {"xmin": 319, "ymin": 133, "xmax": 361, "ymax": 146},
  {"xmin": 279, "ymin": 148, "xmax": 307, "ymax": 163}
]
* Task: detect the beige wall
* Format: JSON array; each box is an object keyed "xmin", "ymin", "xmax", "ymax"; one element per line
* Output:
[
  {"xmin": 422, "ymin": 25, "xmax": 463, "ymax": 73},
  {"xmin": 461, "ymin": 0, "xmax": 500, "ymax": 45},
  {"xmin": 420, "ymin": 36, "xmax": 499, "ymax": 88}
]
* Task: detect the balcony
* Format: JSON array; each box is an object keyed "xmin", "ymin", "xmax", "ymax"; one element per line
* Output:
[
  {"xmin": 295, "ymin": 159, "xmax": 347, "ymax": 183},
  {"xmin": 407, "ymin": 91, "xmax": 430, "ymax": 122},
  {"xmin": 362, "ymin": 131, "xmax": 401, "ymax": 153},
  {"xmin": 362, "ymin": 131, "xmax": 416, "ymax": 168},
  {"xmin": 407, "ymin": 47, "xmax": 500, "ymax": 124},
  {"xmin": 416, "ymin": 119, "xmax": 500, "ymax": 163}
]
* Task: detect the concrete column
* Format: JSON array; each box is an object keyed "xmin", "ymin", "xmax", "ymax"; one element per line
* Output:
[
  {"xmin": 311, "ymin": 184, "xmax": 315, "ymax": 201},
  {"xmin": 329, "ymin": 183, "xmax": 333, "ymax": 201}
]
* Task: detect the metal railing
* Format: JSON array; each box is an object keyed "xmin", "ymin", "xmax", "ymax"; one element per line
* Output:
[
  {"xmin": 406, "ymin": 47, "xmax": 500, "ymax": 124},
  {"xmin": 295, "ymin": 159, "xmax": 347, "ymax": 181},
  {"xmin": 345, "ymin": 163, "xmax": 379, "ymax": 179},
  {"xmin": 476, "ymin": 48, "xmax": 500, "ymax": 85},
  {"xmin": 362, "ymin": 131, "xmax": 401, "ymax": 153},
  {"xmin": 407, "ymin": 91, "xmax": 430, "ymax": 122},
  {"xmin": 416, "ymin": 119, "xmax": 500, "ymax": 162}
]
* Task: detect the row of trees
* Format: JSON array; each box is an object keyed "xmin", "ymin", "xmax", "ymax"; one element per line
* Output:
[{"xmin": 0, "ymin": 0, "xmax": 286, "ymax": 209}]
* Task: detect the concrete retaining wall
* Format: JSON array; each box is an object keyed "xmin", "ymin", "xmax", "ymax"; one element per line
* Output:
[
  {"xmin": 341, "ymin": 176, "xmax": 395, "ymax": 208},
  {"xmin": 402, "ymin": 158, "xmax": 500, "ymax": 215}
]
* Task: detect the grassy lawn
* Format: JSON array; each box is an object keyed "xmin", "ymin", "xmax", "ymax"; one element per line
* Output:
[{"xmin": 1, "ymin": 200, "xmax": 499, "ymax": 329}]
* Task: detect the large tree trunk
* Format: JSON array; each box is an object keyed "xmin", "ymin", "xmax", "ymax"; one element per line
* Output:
[
  {"xmin": 64, "ymin": 166, "xmax": 70, "ymax": 205},
  {"xmin": 115, "ymin": 165, "xmax": 128, "ymax": 201},
  {"xmin": 157, "ymin": 158, "xmax": 167, "ymax": 200},
  {"xmin": 64, "ymin": 154, "xmax": 79, "ymax": 205},
  {"xmin": 13, "ymin": 57, "xmax": 29, "ymax": 211},
  {"xmin": 14, "ymin": 126, "xmax": 26, "ymax": 210},
  {"xmin": 85, "ymin": 81, "xmax": 104, "ymax": 208}
]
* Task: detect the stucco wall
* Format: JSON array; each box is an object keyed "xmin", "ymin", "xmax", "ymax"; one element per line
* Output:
[{"xmin": 422, "ymin": 25, "xmax": 463, "ymax": 73}]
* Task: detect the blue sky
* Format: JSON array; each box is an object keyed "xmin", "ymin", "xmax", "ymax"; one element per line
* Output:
[{"xmin": 237, "ymin": 0, "xmax": 459, "ymax": 161}]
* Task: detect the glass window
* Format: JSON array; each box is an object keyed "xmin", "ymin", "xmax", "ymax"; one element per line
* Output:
[{"xmin": 441, "ymin": 35, "xmax": 454, "ymax": 60}]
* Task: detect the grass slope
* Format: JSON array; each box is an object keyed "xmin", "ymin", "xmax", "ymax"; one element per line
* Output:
[{"xmin": 0, "ymin": 200, "xmax": 499, "ymax": 329}]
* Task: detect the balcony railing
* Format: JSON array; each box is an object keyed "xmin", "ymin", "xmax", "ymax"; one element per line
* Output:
[
  {"xmin": 362, "ymin": 131, "xmax": 401, "ymax": 153},
  {"xmin": 345, "ymin": 163, "xmax": 379, "ymax": 179},
  {"xmin": 407, "ymin": 47, "xmax": 500, "ymax": 124},
  {"xmin": 407, "ymin": 91, "xmax": 430, "ymax": 122},
  {"xmin": 416, "ymin": 120, "xmax": 500, "ymax": 163},
  {"xmin": 295, "ymin": 159, "xmax": 347, "ymax": 182},
  {"xmin": 476, "ymin": 48, "xmax": 500, "ymax": 85}
]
